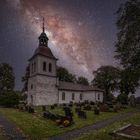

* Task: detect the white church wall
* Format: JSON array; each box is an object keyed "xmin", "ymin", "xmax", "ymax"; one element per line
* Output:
[
  {"xmin": 27, "ymin": 75, "xmax": 58, "ymax": 106},
  {"xmin": 58, "ymin": 91, "xmax": 83, "ymax": 104},
  {"xmin": 35, "ymin": 75, "xmax": 58, "ymax": 105},
  {"xmin": 38, "ymin": 56, "xmax": 56, "ymax": 76},
  {"xmin": 58, "ymin": 90, "xmax": 103, "ymax": 104}
]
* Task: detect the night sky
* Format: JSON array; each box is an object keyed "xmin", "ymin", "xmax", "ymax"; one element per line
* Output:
[{"xmin": 0, "ymin": 0, "xmax": 125, "ymax": 90}]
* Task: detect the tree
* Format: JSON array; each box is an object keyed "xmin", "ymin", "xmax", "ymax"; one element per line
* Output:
[
  {"xmin": 92, "ymin": 66, "xmax": 120, "ymax": 102},
  {"xmin": 0, "ymin": 63, "xmax": 15, "ymax": 93},
  {"xmin": 115, "ymin": 0, "xmax": 140, "ymax": 92},
  {"xmin": 0, "ymin": 91, "xmax": 20, "ymax": 107},
  {"xmin": 77, "ymin": 76, "xmax": 89, "ymax": 85},
  {"xmin": 57, "ymin": 67, "xmax": 76, "ymax": 83},
  {"xmin": 117, "ymin": 93, "xmax": 128, "ymax": 105},
  {"xmin": 119, "ymin": 68, "xmax": 139, "ymax": 95},
  {"xmin": 22, "ymin": 65, "xmax": 30, "ymax": 92}
]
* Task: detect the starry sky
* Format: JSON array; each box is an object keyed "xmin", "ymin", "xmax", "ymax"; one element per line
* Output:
[{"xmin": 0, "ymin": 0, "xmax": 125, "ymax": 90}]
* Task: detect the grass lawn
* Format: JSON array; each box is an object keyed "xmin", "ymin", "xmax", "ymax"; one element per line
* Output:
[
  {"xmin": 75, "ymin": 112, "xmax": 140, "ymax": 140},
  {"xmin": 0, "ymin": 106, "xmax": 135, "ymax": 140}
]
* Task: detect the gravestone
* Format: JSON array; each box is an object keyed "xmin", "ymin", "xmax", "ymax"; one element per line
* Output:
[
  {"xmin": 130, "ymin": 95, "xmax": 136, "ymax": 107},
  {"xmin": 77, "ymin": 110, "xmax": 87, "ymax": 119}
]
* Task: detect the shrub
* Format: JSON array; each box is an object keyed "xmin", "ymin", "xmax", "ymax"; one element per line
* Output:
[
  {"xmin": 0, "ymin": 91, "xmax": 20, "ymax": 107},
  {"xmin": 99, "ymin": 104, "xmax": 109, "ymax": 112},
  {"xmin": 63, "ymin": 120, "xmax": 70, "ymax": 127},
  {"xmin": 83, "ymin": 105, "xmax": 92, "ymax": 111},
  {"xmin": 117, "ymin": 93, "xmax": 128, "ymax": 105}
]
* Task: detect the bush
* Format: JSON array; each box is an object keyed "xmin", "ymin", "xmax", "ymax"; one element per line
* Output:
[
  {"xmin": 0, "ymin": 91, "xmax": 20, "ymax": 107},
  {"xmin": 63, "ymin": 120, "xmax": 70, "ymax": 127},
  {"xmin": 99, "ymin": 104, "xmax": 109, "ymax": 112},
  {"xmin": 117, "ymin": 93, "xmax": 128, "ymax": 105},
  {"xmin": 83, "ymin": 105, "xmax": 92, "ymax": 111}
]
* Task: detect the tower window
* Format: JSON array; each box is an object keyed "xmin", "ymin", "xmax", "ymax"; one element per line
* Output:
[
  {"xmin": 62, "ymin": 92, "xmax": 65, "ymax": 100},
  {"xmin": 72, "ymin": 93, "xmax": 75, "ymax": 100},
  {"xmin": 80, "ymin": 93, "xmax": 83, "ymax": 100},
  {"xmin": 43, "ymin": 62, "xmax": 46, "ymax": 71},
  {"xmin": 49, "ymin": 63, "xmax": 52, "ymax": 72}
]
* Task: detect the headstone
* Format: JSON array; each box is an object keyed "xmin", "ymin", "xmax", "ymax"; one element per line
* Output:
[
  {"xmin": 77, "ymin": 110, "xmax": 87, "ymax": 119},
  {"xmin": 129, "ymin": 95, "xmax": 136, "ymax": 107},
  {"xmin": 42, "ymin": 105, "xmax": 46, "ymax": 111}
]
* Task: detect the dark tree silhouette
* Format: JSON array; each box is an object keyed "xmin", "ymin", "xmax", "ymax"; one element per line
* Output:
[
  {"xmin": 77, "ymin": 76, "xmax": 89, "ymax": 85},
  {"xmin": 92, "ymin": 66, "xmax": 120, "ymax": 102},
  {"xmin": 57, "ymin": 66, "xmax": 76, "ymax": 83},
  {"xmin": 115, "ymin": 0, "xmax": 140, "ymax": 94},
  {"xmin": 22, "ymin": 65, "xmax": 30, "ymax": 92},
  {"xmin": 0, "ymin": 63, "xmax": 15, "ymax": 93}
]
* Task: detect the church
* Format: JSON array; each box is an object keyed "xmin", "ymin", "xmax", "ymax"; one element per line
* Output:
[{"xmin": 27, "ymin": 21, "xmax": 104, "ymax": 106}]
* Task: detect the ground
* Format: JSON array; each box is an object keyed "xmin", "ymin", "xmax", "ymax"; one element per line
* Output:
[
  {"xmin": 0, "ymin": 105, "xmax": 137, "ymax": 140},
  {"xmin": 75, "ymin": 112, "xmax": 140, "ymax": 140}
]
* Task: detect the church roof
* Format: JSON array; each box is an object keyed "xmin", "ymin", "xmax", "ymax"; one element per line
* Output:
[
  {"xmin": 29, "ymin": 46, "xmax": 57, "ymax": 61},
  {"xmin": 58, "ymin": 81, "xmax": 103, "ymax": 92}
]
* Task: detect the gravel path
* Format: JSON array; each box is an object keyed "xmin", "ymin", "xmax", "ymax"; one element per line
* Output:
[
  {"xmin": 0, "ymin": 113, "xmax": 28, "ymax": 140},
  {"xmin": 48, "ymin": 111, "xmax": 137, "ymax": 140}
]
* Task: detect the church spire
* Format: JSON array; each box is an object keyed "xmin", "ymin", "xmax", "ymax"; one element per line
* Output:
[
  {"xmin": 43, "ymin": 17, "xmax": 45, "ymax": 33},
  {"xmin": 38, "ymin": 17, "xmax": 49, "ymax": 47}
]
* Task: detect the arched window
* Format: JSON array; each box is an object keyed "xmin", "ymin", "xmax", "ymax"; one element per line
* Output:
[
  {"xmin": 49, "ymin": 63, "xmax": 52, "ymax": 72},
  {"xmin": 31, "ymin": 95, "xmax": 33, "ymax": 104},
  {"xmin": 31, "ymin": 84, "xmax": 33, "ymax": 89},
  {"xmin": 62, "ymin": 92, "xmax": 65, "ymax": 100},
  {"xmin": 34, "ymin": 62, "xmax": 36, "ymax": 72},
  {"xmin": 80, "ymin": 93, "xmax": 83, "ymax": 100},
  {"xmin": 72, "ymin": 93, "xmax": 75, "ymax": 100},
  {"xmin": 98, "ymin": 94, "xmax": 100, "ymax": 100},
  {"xmin": 32, "ymin": 63, "xmax": 34, "ymax": 73},
  {"xmin": 43, "ymin": 62, "xmax": 46, "ymax": 71}
]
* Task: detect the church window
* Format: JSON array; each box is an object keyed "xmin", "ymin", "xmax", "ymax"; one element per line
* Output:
[
  {"xmin": 34, "ymin": 62, "xmax": 36, "ymax": 72},
  {"xmin": 98, "ymin": 94, "xmax": 100, "ymax": 100},
  {"xmin": 31, "ymin": 95, "xmax": 33, "ymax": 103},
  {"xmin": 49, "ymin": 63, "xmax": 52, "ymax": 72},
  {"xmin": 80, "ymin": 93, "xmax": 83, "ymax": 100},
  {"xmin": 32, "ymin": 63, "xmax": 34, "ymax": 73},
  {"xmin": 43, "ymin": 62, "xmax": 46, "ymax": 71},
  {"xmin": 31, "ymin": 84, "xmax": 33, "ymax": 89},
  {"xmin": 62, "ymin": 92, "xmax": 65, "ymax": 100},
  {"xmin": 72, "ymin": 93, "xmax": 75, "ymax": 100}
]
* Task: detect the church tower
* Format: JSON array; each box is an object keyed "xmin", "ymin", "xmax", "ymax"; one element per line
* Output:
[{"xmin": 27, "ymin": 19, "xmax": 58, "ymax": 106}]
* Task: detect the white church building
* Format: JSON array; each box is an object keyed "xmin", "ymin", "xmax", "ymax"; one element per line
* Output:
[{"xmin": 27, "ymin": 23, "xmax": 104, "ymax": 106}]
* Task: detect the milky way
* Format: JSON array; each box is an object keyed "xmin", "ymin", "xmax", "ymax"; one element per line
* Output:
[{"xmin": 0, "ymin": 0, "xmax": 124, "ymax": 89}]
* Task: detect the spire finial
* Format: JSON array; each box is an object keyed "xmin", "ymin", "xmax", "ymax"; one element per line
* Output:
[{"xmin": 43, "ymin": 17, "xmax": 45, "ymax": 33}]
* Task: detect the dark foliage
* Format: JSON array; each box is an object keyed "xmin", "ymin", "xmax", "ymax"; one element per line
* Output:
[
  {"xmin": 0, "ymin": 63, "xmax": 15, "ymax": 93},
  {"xmin": 77, "ymin": 76, "xmax": 89, "ymax": 85},
  {"xmin": 57, "ymin": 67, "xmax": 77, "ymax": 83},
  {"xmin": 92, "ymin": 66, "xmax": 120, "ymax": 102},
  {"xmin": 0, "ymin": 91, "xmax": 20, "ymax": 107}
]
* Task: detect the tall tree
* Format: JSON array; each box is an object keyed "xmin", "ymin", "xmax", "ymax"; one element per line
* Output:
[
  {"xmin": 0, "ymin": 63, "xmax": 15, "ymax": 93},
  {"xmin": 115, "ymin": 0, "xmax": 140, "ymax": 94},
  {"xmin": 57, "ymin": 67, "xmax": 76, "ymax": 83},
  {"xmin": 22, "ymin": 65, "xmax": 30, "ymax": 92},
  {"xmin": 92, "ymin": 66, "xmax": 120, "ymax": 102},
  {"xmin": 119, "ymin": 68, "xmax": 139, "ymax": 95},
  {"xmin": 77, "ymin": 76, "xmax": 89, "ymax": 85}
]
